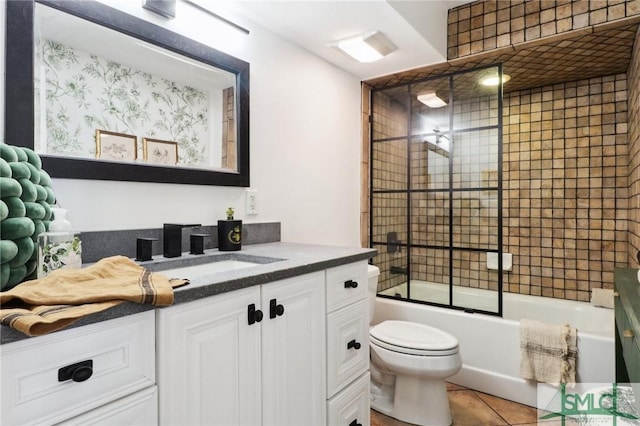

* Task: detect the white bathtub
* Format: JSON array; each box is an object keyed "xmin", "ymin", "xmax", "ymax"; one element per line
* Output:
[{"xmin": 374, "ymin": 281, "xmax": 615, "ymax": 407}]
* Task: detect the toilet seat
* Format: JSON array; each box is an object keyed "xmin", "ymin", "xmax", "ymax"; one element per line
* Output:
[{"xmin": 370, "ymin": 320, "xmax": 459, "ymax": 356}]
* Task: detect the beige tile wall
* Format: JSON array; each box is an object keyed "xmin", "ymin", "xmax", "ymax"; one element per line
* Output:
[
  {"xmin": 370, "ymin": 87, "xmax": 502, "ymax": 294},
  {"xmin": 370, "ymin": 90, "xmax": 409, "ymax": 291},
  {"xmin": 503, "ymin": 74, "xmax": 629, "ymax": 301},
  {"xmin": 364, "ymin": 1, "xmax": 639, "ymax": 302},
  {"xmin": 368, "ymin": 70, "xmax": 630, "ymax": 302},
  {"xmin": 448, "ymin": 0, "xmax": 640, "ymax": 60},
  {"xmin": 361, "ymin": 84, "xmax": 371, "ymax": 249},
  {"xmin": 221, "ymin": 87, "xmax": 236, "ymax": 170},
  {"xmin": 629, "ymin": 28, "xmax": 640, "ymax": 266}
]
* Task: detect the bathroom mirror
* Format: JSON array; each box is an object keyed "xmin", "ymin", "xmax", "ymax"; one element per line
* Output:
[{"xmin": 5, "ymin": 0, "xmax": 250, "ymax": 186}]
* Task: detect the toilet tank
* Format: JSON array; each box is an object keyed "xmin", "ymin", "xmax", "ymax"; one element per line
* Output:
[{"xmin": 368, "ymin": 264, "xmax": 380, "ymax": 324}]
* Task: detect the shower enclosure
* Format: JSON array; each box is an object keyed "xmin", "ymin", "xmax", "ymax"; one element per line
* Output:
[{"xmin": 369, "ymin": 64, "xmax": 504, "ymax": 316}]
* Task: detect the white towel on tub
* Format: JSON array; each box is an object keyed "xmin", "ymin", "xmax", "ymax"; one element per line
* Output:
[{"xmin": 519, "ymin": 319, "xmax": 577, "ymax": 385}]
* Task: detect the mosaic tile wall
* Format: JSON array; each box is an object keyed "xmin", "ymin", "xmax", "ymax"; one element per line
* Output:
[
  {"xmin": 371, "ymin": 87, "xmax": 502, "ymax": 296},
  {"xmin": 629, "ymin": 28, "xmax": 640, "ymax": 266},
  {"xmin": 365, "ymin": 1, "xmax": 639, "ymax": 303},
  {"xmin": 221, "ymin": 87, "xmax": 236, "ymax": 170},
  {"xmin": 447, "ymin": 0, "xmax": 640, "ymax": 60},
  {"xmin": 370, "ymin": 70, "xmax": 631, "ymax": 302},
  {"xmin": 370, "ymin": 90, "xmax": 409, "ymax": 291},
  {"xmin": 361, "ymin": 85, "xmax": 372, "ymax": 249},
  {"xmin": 503, "ymin": 73, "xmax": 629, "ymax": 301}
]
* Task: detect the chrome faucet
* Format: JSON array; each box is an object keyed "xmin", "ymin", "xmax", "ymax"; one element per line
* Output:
[{"xmin": 163, "ymin": 223, "xmax": 201, "ymax": 258}]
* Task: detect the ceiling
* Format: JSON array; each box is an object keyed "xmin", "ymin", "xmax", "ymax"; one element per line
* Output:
[
  {"xmin": 366, "ymin": 21, "xmax": 640, "ymax": 92},
  {"xmin": 207, "ymin": 0, "xmax": 472, "ymax": 80},
  {"xmin": 198, "ymin": 1, "xmax": 639, "ymax": 94}
]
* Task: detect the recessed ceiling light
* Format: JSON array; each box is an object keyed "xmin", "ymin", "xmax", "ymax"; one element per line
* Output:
[
  {"xmin": 329, "ymin": 31, "xmax": 397, "ymax": 63},
  {"xmin": 480, "ymin": 74, "xmax": 511, "ymax": 86},
  {"xmin": 417, "ymin": 92, "xmax": 447, "ymax": 108}
]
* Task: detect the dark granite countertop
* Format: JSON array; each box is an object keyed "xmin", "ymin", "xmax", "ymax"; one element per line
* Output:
[{"xmin": 1, "ymin": 242, "xmax": 376, "ymax": 345}]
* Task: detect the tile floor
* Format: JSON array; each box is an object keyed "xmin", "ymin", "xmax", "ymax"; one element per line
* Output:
[{"xmin": 370, "ymin": 382, "xmax": 542, "ymax": 426}]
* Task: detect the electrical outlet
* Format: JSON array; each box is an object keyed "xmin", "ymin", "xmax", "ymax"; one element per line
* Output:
[{"xmin": 246, "ymin": 189, "xmax": 258, "ymax": 215}]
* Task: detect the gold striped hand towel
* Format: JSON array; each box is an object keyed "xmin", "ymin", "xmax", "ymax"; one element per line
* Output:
[{"xmin": 0, "ymin": 256, "xmax": 188, "ymax": 337}]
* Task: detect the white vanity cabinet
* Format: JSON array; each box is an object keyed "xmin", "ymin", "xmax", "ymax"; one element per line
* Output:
[
  {"xmin": 0, "ymin": 311, "xmax": 157, "ymax": 426},
  {"xmin": 325, "ymin": 262, "xmax": 370, "ymax": 426},
  {"xmin": 0, "ymin": 258, "xmax": 371, "ymax": 426},
  {"xmin": 156, "ymin": 271, "xmax": 326, "ymax": 426}
]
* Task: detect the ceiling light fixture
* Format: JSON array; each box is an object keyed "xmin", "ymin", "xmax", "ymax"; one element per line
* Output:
[
  {"xmin": 480, "ymin": 73, "xmax": 511, "ymax": 86},
  {"xmin": 329, "ymin": 31, "xmax": 397, "ymax": 63},
  {"xmin": 417, "ymin": 92, "xmax": 447, "ymax": 108}
]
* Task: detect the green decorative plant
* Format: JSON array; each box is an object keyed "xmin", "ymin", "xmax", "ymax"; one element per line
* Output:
[{"xmin": 0, "ymin": 143, "xmax": 57, "ymax": 290}]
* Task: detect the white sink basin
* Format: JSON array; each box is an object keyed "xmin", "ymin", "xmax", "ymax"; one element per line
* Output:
[{"xmin": 161, "ymin": 260, "xmax": 260, "ymax": 278}]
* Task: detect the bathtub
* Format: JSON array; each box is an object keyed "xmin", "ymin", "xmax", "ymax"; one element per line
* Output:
[{"xmin": 374, "ymin": 281, "xmax": 615, "ymax": 407}]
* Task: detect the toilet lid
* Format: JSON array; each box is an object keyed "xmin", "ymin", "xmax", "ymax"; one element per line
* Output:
[{"xmin": 370, "ymin": 320, "xmax": 459, "ymax": 354}]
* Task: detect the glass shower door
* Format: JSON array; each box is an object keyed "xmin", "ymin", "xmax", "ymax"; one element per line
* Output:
[{"xmin": 370, "ymin": 64, "xmax": 504, "ymax": 316}]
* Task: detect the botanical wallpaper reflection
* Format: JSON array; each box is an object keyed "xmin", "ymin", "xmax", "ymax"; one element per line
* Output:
[{"xmin": 36, "ymin": 39, "xmax": 209, "ymax": 166}]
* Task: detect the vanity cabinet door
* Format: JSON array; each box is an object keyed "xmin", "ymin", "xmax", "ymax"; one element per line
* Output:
[
  {"xmin": 261, "ymin": 271, "xmax": 326, "ymax": 426},
  {"xmin": 156, "ymin": 286, "xmax": 261, "ymax": 426}
]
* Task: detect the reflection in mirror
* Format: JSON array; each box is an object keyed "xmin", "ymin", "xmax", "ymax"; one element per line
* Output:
[
  {"xmin": 6, "ymin": 0, "xmax": 249, "ymax": 186},
  {"xmin": 35, "ymin": 3, "xmax": 236, "ymax": 172}
]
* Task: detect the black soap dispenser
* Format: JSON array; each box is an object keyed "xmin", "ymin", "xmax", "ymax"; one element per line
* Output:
[{"xmin": 218, "ymin": 207, "xmax": 242, "ymax": 251}]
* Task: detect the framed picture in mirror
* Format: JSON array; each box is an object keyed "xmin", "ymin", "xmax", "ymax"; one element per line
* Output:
[
  {"xmin": 95, "ymin": 130, "xmax": 137, "ymax": 162},
  {"xmin": 143, "ymin": 138, "xmax": 178, "ymax": 165}
]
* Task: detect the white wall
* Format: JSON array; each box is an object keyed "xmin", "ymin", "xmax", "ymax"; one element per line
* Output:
[
  {"xmin": 0, "ymin": 1, "xmax": 4, "ymax": 148},
  {"xmin": 2, "ymin": 1, "xmax": 363, "ymax": 247}
]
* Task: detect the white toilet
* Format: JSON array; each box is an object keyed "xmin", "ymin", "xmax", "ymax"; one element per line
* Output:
[{"xmin": 368, "ymin": 265, "xmax": 462, "ymax": 426}]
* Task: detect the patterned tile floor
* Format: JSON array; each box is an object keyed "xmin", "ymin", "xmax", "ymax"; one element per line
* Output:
[{"xmin": 370, "ymin": 382, "xmax": 546, "ymax": 426}]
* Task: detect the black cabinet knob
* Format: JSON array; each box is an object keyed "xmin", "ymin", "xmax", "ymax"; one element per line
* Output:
[
  {"xmin": 248, "ymin": 303, "xmax": 263, "ymax": 325},
  {"xmin": 344, "ymin": 280, "xmax": 358, "ymax": 289},
  {"xmin": 58, "ymin": 360, "xmax": 93, "ymax": 382},
  {"xmin": 270, "ymin": 299, "xmax": 285, "ymax": 319},
  {"xmin": 347, "ymin": 339, "xmax": 361, "ymax": 350},
  {"xmin": 349, "ymin": 420, "xmax": 362, "ymax": 426},
  {"xmin": 72, "ymin": 365, "xmax": 93, "ymax": 382}
]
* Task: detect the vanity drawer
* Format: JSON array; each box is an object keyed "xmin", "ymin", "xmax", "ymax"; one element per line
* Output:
[
  {"xmin": 326, "ymin": 261, "xmax": 368, "ymax": 313},
  {"xmin": 55, "ymin": 385, "xmax": 158, "ymax": 426},
  {"xmin": 327, "ymin": 300, "xmax": 369, "ymax": 398},
  {"xmin": 327, "ymin": 372, "xmax": 370, "ymax": 426},
  {"xmin": 0, "ymin": 311, "xmax": 155, "ymax": 426}
]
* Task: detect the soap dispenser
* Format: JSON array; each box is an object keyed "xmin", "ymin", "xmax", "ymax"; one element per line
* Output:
[
  {"xmin": 217, "ymin": 207, "xmax": 242, "ymax": 251},
  {"xmin": 37, "ymin": 207, "xmax": 82, "ymax": 278}
]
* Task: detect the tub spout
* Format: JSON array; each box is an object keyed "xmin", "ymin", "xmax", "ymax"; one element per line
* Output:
[{"xmin": 390, "ymin": 266, "xmax": 407, "ymax": 275}]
